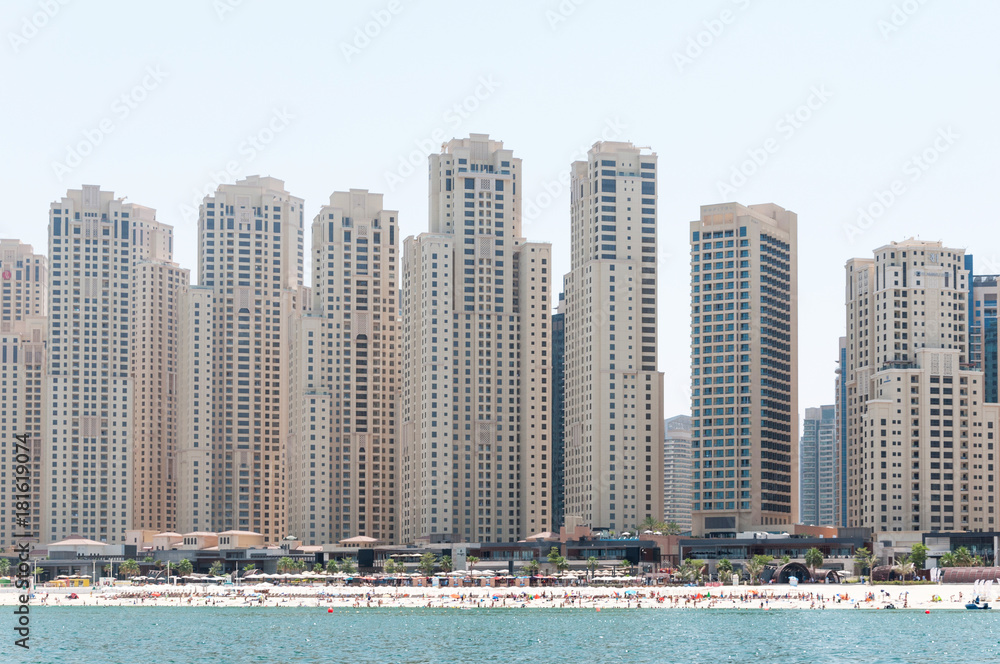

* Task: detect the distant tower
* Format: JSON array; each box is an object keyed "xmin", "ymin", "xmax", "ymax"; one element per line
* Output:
[
  {"xmin": 551, "ymin": 292, "xmax": 566, "ymax": 531},
  {"xmin": 799, "ymin": 405, "xmax": 836, "ymax": 526},
  {"xmin": 663, "ymin": 415, "xmax": 692, "ymax": 532}
]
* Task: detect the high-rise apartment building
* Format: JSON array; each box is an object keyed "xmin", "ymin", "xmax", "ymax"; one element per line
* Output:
[
  {"xmin": 835, "ymin": 336, "xmax": 848, "ymax": 526},
  {"xmin": 176, "ymin": 176, "xmax": 305, "ymax": 541},
  {"xmin": 130, "ymin": 220, "xmax": 188, "ymax": 532},
  {"xmin": 563, "ymin": 141, "xmax": 665, "ymax": 532},
  {"xmin": 969, "ymin": 268, "xmax": 999, "ymax": 403},
  {"xmin": 799, "ymin": 405, "xmax": 836, "ymax": 526},
  {"xmin": 43, "ymin": 186, "xmax": 155, "ymax": 543},
  {"xmin": 401, "ymin": 134, "xmax": 551, "ymax": 544},
  {"xmin": 551, "ymin": 293, "xmax": 566, "ymax": 531},
  {"xmin": 0, "ymin": 240, "xmax": 47, "ymax": 544},
  {"xmin": 844, "ymin": 239, "xmax": 996, "ymax": 532},
  {"xmin": 663, "ymin": 414, "xmax": 692, "ymax": 532},
  {"xmin": 689, "ymin": 202, "xmax": 798, "ymax": 536},
  {"xmin": 287, "ymin": 190, "xmax": 399, "ymax": 545}
]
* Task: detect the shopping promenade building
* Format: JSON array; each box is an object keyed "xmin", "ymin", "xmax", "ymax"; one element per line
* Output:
[
  {"xmin": 286, "ymin": 190, "xmax": 399, "ymax": 545},
  {"xmin": 400, "ymin": 134, "xmax": 552, "ymax": 544},
  {"xmin": 844, "ymin": 239, "xmax": 997, "ymax": 532},
  {"xmin": 689, "ymin": 202, "xmax": 798, "ymax": 536},
  {"xmin": 176, "ymin": 176, "xmax": 306, "ymax": 542},
  {"xmin": 563, "ymin": 141, "xmax": 665, "ymax": 533},
  {"xmin": 0, "ymin": 239, "xmax": 47, "ymax": 544}
]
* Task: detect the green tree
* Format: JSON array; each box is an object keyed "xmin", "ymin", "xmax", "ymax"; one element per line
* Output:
[
  {"xmin": 640, "ymin": 516, "xmax": 659, "ymax": 532},
  {"xmin": 662, "ymin": 521, "xmax": 682, "ymax": 536},
  {"xmin": 586, "ymin": 556, "xmax": 599, "ymax": 579},
  {"xmin": 547, "ymin": 547, "xmax": 562, "ymax": 567},
  {"xmin": 939, "ymin": 551, "xmax": 956, "ymax": 567},
  {"xmin": 908, "ymin": 543, "xmax": 928, "ymax": 570},
  {"xmin": 781, "ymin": 554, "xmax": 791, "ymax": 566},
  {"xmin": 716, "ymin": 558, "xmax": 733, "ymax": 583},
  {"xmin": 853, "ymin": 547, "xmax": 878, "ymax": 583},
  {"xmin": 521, "ymin": 559, "xmax": 540, "ymax": 576},
  {"xmin": 466, "ymin": 555, "xmax": 480, "ymax": 570},
  {"xmin": 893, "ymin": 554, "xmax": 914, "ymax": 582},
  {"xmin": 325, "ymin": 559, "xmax": 339, "ymax": 574},
  {"xmin": 383, "ymin": 559, "xmax": 398, "ymax": 575},
  {"xmin": 618, "ymin": 559, "xmax": 633, "ymax": 576},
  {"xmin": 338, "ymin": 558, "xmax": 358, "ymax": 576},
  {"xmin": 439, "ymin": 556, "xmax": 453, "ymax": 573},
  {"xmin": 0, "ymin": 558, "xmax": 11, "ymax": 578},
  {"xmin": 313, "ymin": 563, "xmax": 324, "ymax": 574},
  {"xmin": 804, "ymin": 548, "xmax": 824, "ymax": 581},
  {"xmin": 142, "ymin": 556, "xmax": 155, "ymax": 564},
  {"xmin": 277, "ymin": 556, "xmax": 295, "ymax": 574},
  {"xmin": 680, "ymin": 558, "xmax": 705, "ymax": 583},
  {"xmin": 744, "ymin": 554, "xmax": 771, "ymax": 585},
  {"xmin": 176, "ymin": 559, "xmax": 193, "ymax": 577},
  {"xmin": 242, "ymin": 563, "xmax": 257, "ymax": 578},
  {"xmin": 208, "ymin": 561, "xmax": 224, "ymax": 577},
  {"xmin": 120, "ymin": 559, "xmax": 140, "ymax": 578},
  {"xmin": 417, "ymin": 553, "xmax": 437, "ymax": 576}
]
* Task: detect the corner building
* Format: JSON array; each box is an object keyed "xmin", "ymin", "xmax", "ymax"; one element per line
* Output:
[
  {"xmin": 176, "ymin": 176, "xmax": 305, "ymax": 541},
  {"xmin": 401, "ymin": 134, "xmax": 551, "ymax": 544},
  {"xmin": 287, "ymin": 190, "xmax": 399, "ymax": 545},
  {"xmin": 563, "ymin": 141, "xmax": 665, "ymax": 533},
  {"xmin": 689, "ymin": 203, "xmax": 798, "ymax": 536}
]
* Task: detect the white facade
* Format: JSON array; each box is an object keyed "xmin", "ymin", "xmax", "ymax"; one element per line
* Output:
[
  {"xmin": 287, "ymin": 190, "xmax": 399, "ymax": 545},
  {"xmin": 844, "ymin": 239, "xmax": 994, "ymax": 532},
  {"xmin": 563, "ymin": 141, "xmax": 665, "ymax": 532},
  {"xmin": 689, "ymin": 203, "xmax": 798, "ymax": 536},
  {"xmin": 176, "ymin": 175, "xmax": 305, "ymax": 542},
  {"xmin": 43, "ymin": 186, "xmax": 149, "ymax": 543},
  {"xmin": 663, "ymin": 414, "xmax": 692, "ymax": 532},
  {"xmin": 0, "ymin": 240, "xmax": 47, "ymax": 544},
  {"xmin": 401, "ymin": 134, "xmax": 551, "ymax": 544}
]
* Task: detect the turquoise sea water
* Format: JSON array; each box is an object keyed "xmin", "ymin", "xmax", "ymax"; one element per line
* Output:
[{"xmin": 10, "ymin": 606, "xmax": 1000, "ymax": 663}]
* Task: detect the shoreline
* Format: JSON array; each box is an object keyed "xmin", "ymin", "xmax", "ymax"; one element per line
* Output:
[{"xmin": 0, "ymin": 582, "xmax": 985, "ymax": 611}]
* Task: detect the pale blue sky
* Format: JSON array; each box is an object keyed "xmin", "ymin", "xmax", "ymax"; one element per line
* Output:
[{"xmin": 3, "ymin": 0, "xmax": 999, "ymax": 425}]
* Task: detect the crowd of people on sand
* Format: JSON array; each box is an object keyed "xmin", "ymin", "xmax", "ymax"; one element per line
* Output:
[{"xmin": 1, "ymin": 583, "xmax": 986, "ymax": 611}]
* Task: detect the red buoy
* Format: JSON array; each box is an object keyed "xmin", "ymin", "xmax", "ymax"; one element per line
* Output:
[
  {"xmin": 925, "ymin": 610, "xmax": 930, "ymax": 614},
  {"xmin": 328, "ymin": 608, "xmax": 333, "ymax": 613}
]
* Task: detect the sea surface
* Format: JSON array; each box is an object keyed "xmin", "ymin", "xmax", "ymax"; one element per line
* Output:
[{"xmin": 11, "ymin": 606, "xmax": 1000, "ymax": 663}]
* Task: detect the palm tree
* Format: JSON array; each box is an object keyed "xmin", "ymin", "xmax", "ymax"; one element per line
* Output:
[
  {"xmin": 854, "ymin": 547, "xmax": 878, "ymax": 583},
  {"xmin": 466, "ymin": 555, "xmax": 480, "ymax": 571},
  {"xmin": 119, "ymin": 559, "xmax": 140, "ymax": 579},
  {"xmin": 277, "ymin": 556, "xmax": 295, "ymax": 574},
  {"xmin": 640, "ymin": 516, "xmax": 659, "ymax": 532},
  {"xmin": 745, "ymin": 555, "xmax": 771, "ymax": 585},
  {"xmin": 586, "ymin": 556, "xmax": 599, "ymax": 580},
  {"xmin": 893, "ymin": 554, "xmax": 915, "ymax": 582},
  {"xmin": 312, "ymin": 563, "xmax": 324, "ymax": 574},
  {"xmin": 662, "ymin": 521, "xmax": 682, "ymax": 536},
  {"xmin": 0, "ymin": 557, "xmax": 11, "ymax": 579},
  {"xmin": 242, "ymin": 563, "xmax": 257, "ymax": 580},
  {"xmin": 680, "ymin": 558, "xmax": 705, "ymax": 583},
  {"xmin": 618, "ymin": 559, "xmax": 633, "ymax": 577},
  {"xmin": 439, "ymin": 556, "xmax": 453, "ymax": 573},
  {"xmin": 521, "ymin": 559, "xmax": 540, "ymax": 576},
  {"xmin": 143, "ymin": 556, "xmax": 155, "ymax": 564},
  {"xmin": 339, "ymin": 558, "xmax": 358, "ymax": 576},
  {"xmin": 804, "ymin": 547, "xmax": 824, "ymax": 581},
  {"xmin": 716, "ymin": 558, "xmax": 733, "ymax": 583},
  {"xmin": 208, "ymin": 560, "xmax": 224, "ymax": 577},
  {"xmin": 175, "ymin": 559, "xmax": 193, "ymax": 578},
  {"xmin": 939, "ymin": 551, "xmax": 956, "ymax": 568},
  {"xmin": 417, "ymin": 553, "xmax": 437, "ymax": 576}
]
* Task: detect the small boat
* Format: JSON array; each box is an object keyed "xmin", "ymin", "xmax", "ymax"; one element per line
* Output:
[{"xmin": 965, "ymin": 600, "xmax": 991, "ymax": 610}]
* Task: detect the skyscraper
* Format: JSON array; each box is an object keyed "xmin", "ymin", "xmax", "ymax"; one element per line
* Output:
[
  {"xmin": 835, "ymin": 336, "xmax": 848, "ymax": 526},
  {"xmin": 689, "ymin": 202, "xmax": 798, "ymax": 536},
  {"xmin": 969, "ymin": 267, "xmax": 999, "ymax": 404},
  {"xmin": 130, "ymin": 220, "xmax": 188, "ymax": 533},
  {"xmin": 844, "ymin": 239, "xmax": 996, "ymax": 532},
  {"xmin": 551, "ymin": 293, "xmax": 566, "ymax": 531},
  {"xmin": 176, "ymin": 176, "xmax": 305, "ymax": 541},
  {"xmin": 401, "ymin": 134, "xmax": 551, "ymax": 544},
  {"xmin": 287, "ymin": 189, "xmax": 399, "ymax": 545},
  {"xmin": 43, "ymin": 186, "xmax": 155, "ymax": 543},
  {"xmin": 799, "ymin": 405, "xmax": 836, "ymax": 526},
  {"xmin": 663, "ymin": 414, "xmax": 692, "ymax": 532},
  {"xmin": 563, "ymin": 141, "xmax": 665, "ymax": 532},
  {"xmin": 0, "ymin": 239, "xmax": 47, "ymax": 544}
]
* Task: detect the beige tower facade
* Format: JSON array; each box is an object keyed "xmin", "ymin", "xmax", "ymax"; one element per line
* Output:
[
  {"xmin": 287, "ymin": 190, "xmax": 399, "ymax": 545},
  {"xmin": 0, "ymin": 240, "xmax": 47, "ymax": 544},
  {"xmin": 563, "ymin": 141, "xmax": 665, "ymax": 532},
  {"xmin": 401, "ymin": 134, "xmax": 551, "ymax": 544},
  {"xmin": 176, "ymin": 175, "xmax": 304, "ymax": 542},
  {"xmin": 129, "ymin": 218, "xmax": 189, "ymax": 533},
  {"xmin": 689, "ymin": 202, "xmax": 798, "ymax": 536},
  {"xmin": 43, "ymin": 186, "xmax": 151, "ymax": 543},
  {"xmin": 844, "ymin": 239, "xmax": 994, "ymax": 532}
]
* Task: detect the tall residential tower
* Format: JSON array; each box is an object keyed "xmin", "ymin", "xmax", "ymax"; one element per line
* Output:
[{"xmin": 563, "ymin": 141, "xmax": 665, "ymax": 532}]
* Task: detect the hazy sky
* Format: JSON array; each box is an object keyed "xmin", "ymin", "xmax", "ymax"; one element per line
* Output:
[{"xmin": 3, "ymin": 0, "xmax": 999, "ymax": 430}]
